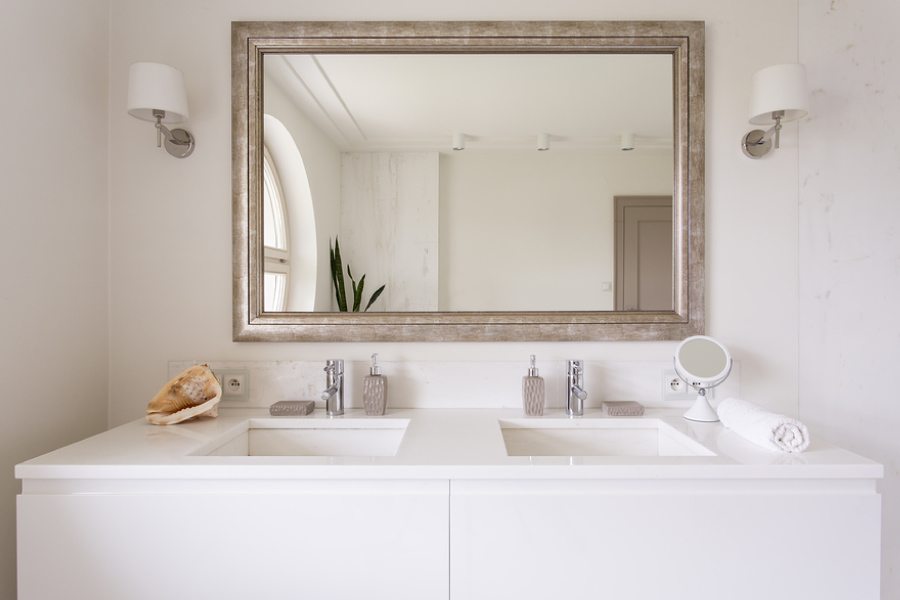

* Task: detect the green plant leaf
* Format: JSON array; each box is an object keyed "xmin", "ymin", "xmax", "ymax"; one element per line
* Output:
[
  {"xmin": 353, "ymin": 274, "xmax": 366, "ymax": 312},
  {"xmin": 329, "ymin": 244, "xmax": 339, "ymax": 306},
  {"xmin": 331, "ymin": 237, "xmax": 347, "ymax": 311},
  {"xmin": 365, "ymin": 284, "xmax": 386, "ymax": 311},
  {"xmin": 348, "ymin": 267, "xmax": 358, "ymax": 298}
]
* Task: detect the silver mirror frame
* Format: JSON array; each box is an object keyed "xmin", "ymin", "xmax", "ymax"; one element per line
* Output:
[{"xmin": 233, "ymin": 21, "xmax": 705, "ymax": 342}]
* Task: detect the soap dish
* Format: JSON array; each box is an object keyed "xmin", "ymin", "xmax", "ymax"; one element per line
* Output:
[
  {"xmin": 601, "ymin": 401, "xmax": 645, "ymax": 417},
  {"xmin": 269, "ymin": 400, "xmax": 315, "ymax": 416}
]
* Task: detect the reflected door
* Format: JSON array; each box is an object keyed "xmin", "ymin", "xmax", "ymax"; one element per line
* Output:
[{"xmin": 615, "ymin": 196, "xmax": 673, "ymax": 311}]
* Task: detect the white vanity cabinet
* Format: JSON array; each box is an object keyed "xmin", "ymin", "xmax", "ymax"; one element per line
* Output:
[
  {"xmin": 16, "ymin": 410, "xmax": 884, "ymax": 600},
  {"xmin": 17, "ymin": 480, "xmax": 449, "ymax": 600},
  {"xmin": 449, "ymin": 479, "xmax": 881, "ymax": 600}
]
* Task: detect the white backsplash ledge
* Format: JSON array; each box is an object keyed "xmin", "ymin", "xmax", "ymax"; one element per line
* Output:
[{"xmin": 169, "ymin": 360, "xmax": 742, "ymax": 412}]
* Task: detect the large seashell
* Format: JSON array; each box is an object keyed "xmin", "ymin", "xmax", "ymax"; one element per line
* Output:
[{"xmin": 146, "ymin": 364, "xmax": 222, "ymax": 425}]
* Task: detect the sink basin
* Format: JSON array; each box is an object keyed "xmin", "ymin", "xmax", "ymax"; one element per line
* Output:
[
  {"xmin": 203, "ymin": 419, "xmax": 409, "ymax": 457},
  {"xmin": 499, "ymin": 418, "xmax": 715, "ymax": 457}
]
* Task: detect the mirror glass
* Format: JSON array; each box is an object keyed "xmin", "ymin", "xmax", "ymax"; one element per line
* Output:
[
  {"xmin": 676, "ymin": 336, "xmax": 731, "ymax": 382},
  {"xmin": 233, "ymin": 21, "xmax": 705, "ymax": 342},
  {"xmin": 262, "ymin": 52, "xmax": 674, "ymax": 313}
]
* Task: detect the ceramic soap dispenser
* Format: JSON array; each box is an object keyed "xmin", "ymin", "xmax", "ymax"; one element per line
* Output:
[
  {"xmin": 363, "ymin": 353, "xmax": 388, "ymax": 416},
  {"xmin": 522, "ymin": 355, "xmax": 545, "ymax": 416}
]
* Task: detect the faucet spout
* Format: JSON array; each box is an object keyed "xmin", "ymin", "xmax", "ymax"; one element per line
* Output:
[
  {"xmin": 566, "ymin": 360, "xmax": 586, "ymax": 417},
  {"xmin": 321, "ymin": 359, "xmax": 344, "ymax": 416}
]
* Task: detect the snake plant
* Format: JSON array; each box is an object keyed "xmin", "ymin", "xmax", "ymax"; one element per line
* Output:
[{"xmin": 329, "ymin": 237, "xmax": 386, "ymax": 312}]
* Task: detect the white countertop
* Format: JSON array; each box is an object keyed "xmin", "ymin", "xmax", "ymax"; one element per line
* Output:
[{"xmin": 16, "ymin": 408, "xmax": 882, "ymax": 484}]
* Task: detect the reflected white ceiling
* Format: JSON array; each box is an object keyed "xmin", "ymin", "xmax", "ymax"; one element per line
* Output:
[{"xmin": 265, "ymin": 53, "xmax": 674, "ymax": 154}]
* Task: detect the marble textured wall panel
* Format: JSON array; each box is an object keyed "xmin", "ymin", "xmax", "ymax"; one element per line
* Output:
[
  {"xmin": 341, "ymin": 152, "xmax": 440, "ymax": 311},
  {"xmin": 799, "ymin": 1, "xmax": 900, "ymax": 596}
]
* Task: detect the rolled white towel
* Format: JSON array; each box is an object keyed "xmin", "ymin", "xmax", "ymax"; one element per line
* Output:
[{"xmin": 716, "ymin": 398, "xmax": 810, "ymax": 453}]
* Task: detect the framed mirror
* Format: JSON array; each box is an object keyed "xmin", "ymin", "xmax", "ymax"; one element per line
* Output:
[{"xmin": 233, "ymin": 21, "xmax": 705, "ymax": 342}]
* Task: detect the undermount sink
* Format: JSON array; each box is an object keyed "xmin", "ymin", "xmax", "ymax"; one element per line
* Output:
[
  {"xmin": 203, "ymin": 419, "xmax": 409, "ymax": 457},
  {"xmin": 499, "ymin": 418, "xmax": 715, "ymax": 457}
]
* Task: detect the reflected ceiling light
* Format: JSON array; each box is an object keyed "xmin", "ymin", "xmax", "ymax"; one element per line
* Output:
[
  {"xmin": 742, "ymin": 63, "xmax": 808, "ymax": 159},
  {"xmin": 537, "ymin": 133, "xmax": 550, "ymax": 151},
  {"xmin": 127, "ymin": 62, "xmax": 195, "ymax": 158},
  {"xmin": 620, "ymin": 133, "xmax": 635, "ymax": 151},
  {"xmin": 452, "ymin": 133, "xmax": 466, "ymax": 151}
]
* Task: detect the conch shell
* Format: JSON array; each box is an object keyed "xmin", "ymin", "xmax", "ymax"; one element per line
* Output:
[{"xmin": 146, "ymin": 364, "xmax": 222, "ymax": 425}]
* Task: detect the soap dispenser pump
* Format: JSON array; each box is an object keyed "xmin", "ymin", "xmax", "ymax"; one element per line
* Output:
[
  {"xmin": 522, "ymin": 355, "xmax": 545, "ymax": 416},
  {"xmin": 363, "ymin": 353, "xmax": 388, "ymax": 416}
]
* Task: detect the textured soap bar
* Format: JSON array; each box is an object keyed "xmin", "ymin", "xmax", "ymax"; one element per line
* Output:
[
  {"xmin": 269, "ymin": 400, "xmax": 315, "ymax": 416},
  {"xmin": 601, "ymin": 401, "xmax": 645, "ymax": 416}
]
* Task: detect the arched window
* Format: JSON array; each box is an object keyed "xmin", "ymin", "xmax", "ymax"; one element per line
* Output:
[{"xmin": 263, "ymin": 146, "xmax": 290, "ymax": 311}]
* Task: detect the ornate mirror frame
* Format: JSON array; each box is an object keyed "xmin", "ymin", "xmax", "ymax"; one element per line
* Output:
[{"xmin": 233, "ymin": 20, "xmax": 705, "ymax": 342}]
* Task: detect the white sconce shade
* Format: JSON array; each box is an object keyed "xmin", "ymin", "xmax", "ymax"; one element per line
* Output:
[
  {"xmin": 742, "ymin": 63, "xmax": 808, "ymax": 159},
  {"xmin": 127, "ymin": 61, "xmax": 195, "ymax": 158},
  {"xmin": 620, "ymin": 133, "xmax": 635, "ymax": 151},
  {"xmin": 452, "ymin": 133, "xmax": 466, "ymax": 151},
  {"xmin": 748, "ymin": 63, "xmax": 808, "ymax": 125},
  {"xmin": 127, "ymin": 62, "xmax": 189, "ymax": 123},
  {"xmin": 537, "ymin": 133, "xmax": 550, "ymax": 151}
]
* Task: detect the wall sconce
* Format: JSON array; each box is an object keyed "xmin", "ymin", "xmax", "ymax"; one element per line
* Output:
[
  {"xmin": 741, "ymin": 63, "xmax": 808, "ymax": 159},
  {"xmin": 620, "ymin": 133, "xmax": 635, "ymax": 151},
  {"xmin": 127, "ymin": 62, "xmax": 195, "ymax": 158},
  {"xmin": 537, "ymin": 133, "xmax": 550, "ymax": 151},
  {"xmin": 452, "ymin": 133, "xmax": 466, "ymax": 151}
]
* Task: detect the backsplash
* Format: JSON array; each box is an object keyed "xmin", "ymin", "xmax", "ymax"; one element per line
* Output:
[{"xmin": 169, "ymin": 360, "xmax": 742, "ymax": 411}]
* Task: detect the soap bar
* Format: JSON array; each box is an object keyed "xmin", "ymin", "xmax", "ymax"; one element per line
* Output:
[
  {"xmin": 601, "ymin": 401, "xmax": 645, "ymax": 417},
  {"xmin": 269, "ymin": 400, "xmax": 315, "ymax": 416}
]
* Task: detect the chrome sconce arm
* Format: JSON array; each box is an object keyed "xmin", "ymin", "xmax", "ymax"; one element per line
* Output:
[{"xmin": 151, "ymin": 109, "xmax": 195, "ymax": 158}]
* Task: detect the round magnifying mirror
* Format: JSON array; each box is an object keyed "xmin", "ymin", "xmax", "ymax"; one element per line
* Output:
[{"xmin": 674, "ymin": 335, "xmax": 732, "ymax": 422}]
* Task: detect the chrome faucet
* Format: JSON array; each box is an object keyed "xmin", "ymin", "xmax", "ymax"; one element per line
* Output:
[
  {"xmin": 567, "ymin": 360, "xmax": 587, "ymax": 417},
  {"xmin": 320, "ymin": 359, "xmax": 345, "ymax": 416}
]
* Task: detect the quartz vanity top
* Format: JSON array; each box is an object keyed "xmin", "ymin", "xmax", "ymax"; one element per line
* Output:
[{"xmin": 16, "ymin": 408, "xmax": 882, "ymax": 483}]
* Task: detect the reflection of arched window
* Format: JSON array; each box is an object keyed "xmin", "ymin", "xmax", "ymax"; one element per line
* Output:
[
  {"xmin": 263, "ymin": 114, "xmax": 318, "ymax": 311},
  {"xmin": 263, "ymin": 146, "xmax": 290, "ymax": 311}
]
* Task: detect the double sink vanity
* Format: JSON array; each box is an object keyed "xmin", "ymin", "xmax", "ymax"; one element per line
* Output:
[{"xmin": 17, "ymin": 406, "xmax": 882, "ymax": 600}]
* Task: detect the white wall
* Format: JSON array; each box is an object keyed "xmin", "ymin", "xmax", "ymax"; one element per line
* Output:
[
  {"xmin": 799, "ymin": 1, "xmax": 900, "ymax": 596},
  {"xmin": 0, "ymin": 1, "xmax": 111, "ymax": 597},
  {"xmin": 439, "ymin": 152, "xmax": 672, "ymax": 311}
]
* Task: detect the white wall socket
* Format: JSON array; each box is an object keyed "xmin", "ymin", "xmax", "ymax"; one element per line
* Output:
[
  {"xmin": 662, "ymin": 369, "xmax": 688, "ymax": 401},
  {"xmin": 217, "ymin": 369, "xmax": 250, "ymax": 401}
]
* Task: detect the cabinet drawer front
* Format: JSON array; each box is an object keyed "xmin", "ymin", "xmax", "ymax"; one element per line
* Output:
[
  {"xmin": 19, "ymin": 486, "xmax": 449, "ymax": 600},
  {"xmin": 450, "ymin": 486, "xmax": 880, "ymax": 600}
]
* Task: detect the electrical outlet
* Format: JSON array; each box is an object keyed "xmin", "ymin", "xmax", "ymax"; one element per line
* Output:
[
  {"xmin": 662, "ymin": 369, "xmax": 688, "ymax": 401},
  {"xmin": 216, "ymin": 369, "xmax": 250, "ymax": 401}
]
